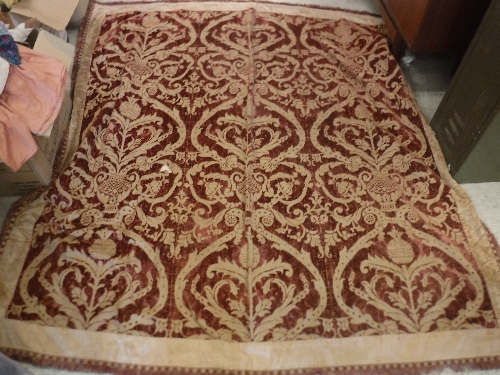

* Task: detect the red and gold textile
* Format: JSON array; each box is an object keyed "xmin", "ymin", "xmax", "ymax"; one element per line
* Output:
[{"xmin": 1, "ymin": 1, "xmax": 500, "ymax": 373}]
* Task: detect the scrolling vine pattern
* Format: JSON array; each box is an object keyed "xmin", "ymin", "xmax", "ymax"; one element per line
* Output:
[{"xmin": 7, "ymin": 8, "xmax": 496, "ymax": 340}]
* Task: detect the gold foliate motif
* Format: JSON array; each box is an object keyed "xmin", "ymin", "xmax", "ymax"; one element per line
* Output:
[{"xmin": 7, "ymin": 9, "xmax": 496, "ymax": 340}]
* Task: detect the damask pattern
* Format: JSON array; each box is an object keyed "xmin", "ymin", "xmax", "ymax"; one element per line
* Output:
[{"xmin": 6, "ymin": 9, "xmax": 497, "ymax": 341}]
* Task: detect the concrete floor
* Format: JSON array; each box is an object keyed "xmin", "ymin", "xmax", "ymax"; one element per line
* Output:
[{"xmin": 0, "ymin": 0, "xmax": 499, "ymax": 374}]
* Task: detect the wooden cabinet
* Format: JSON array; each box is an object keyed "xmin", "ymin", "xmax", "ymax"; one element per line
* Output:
[{"xmin": 376, "ymin": 0, "xmax": 491, "ymax": 57}]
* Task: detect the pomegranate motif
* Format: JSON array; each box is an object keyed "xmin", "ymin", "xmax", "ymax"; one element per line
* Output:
[
  {"xmin": 142, "ymin": 14, "xmax": 161, "ymax": 28},
  {"xmin": 239, "ymin": 243, "xmax": 260, "ymax": 269},
  {"xmin": 89, "ymin": 238, "xmax": 117, "ymax": 260},
  {"xmin": 387, "ymin": 230, "xmax": 414, "ymax": 265},
  {"xmin": 69, "ymin": 177, "xmax": 84, "ymax": 191},
  {"xmin": 119, "ymin": 99, "xmax": 141, "ymax": 120},
  {"xmin": 355, "ymin": 105, "xmax": 371, "ymax": 119}
]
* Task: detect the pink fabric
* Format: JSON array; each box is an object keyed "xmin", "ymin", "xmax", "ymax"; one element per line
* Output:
[{"xmin": 0, "ymin": 45, "xmax": 68, "ymax": 172}]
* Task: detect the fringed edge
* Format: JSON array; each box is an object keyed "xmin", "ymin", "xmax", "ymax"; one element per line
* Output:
[{"xmin": 3, "ymin": 347, "xmax": 500, "ymax": 375}]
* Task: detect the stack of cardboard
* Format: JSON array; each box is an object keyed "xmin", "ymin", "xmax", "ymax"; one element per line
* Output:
[{"xmin": 0, "ymin": 0, "xmax": 79, "ymax": 196}]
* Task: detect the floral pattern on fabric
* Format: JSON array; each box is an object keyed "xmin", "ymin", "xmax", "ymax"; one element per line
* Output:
[{"xmin": 5, "ymin": 9, "xmax": 497, "ymax": 342}]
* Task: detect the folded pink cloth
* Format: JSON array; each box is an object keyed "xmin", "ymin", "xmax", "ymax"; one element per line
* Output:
[{"xmin": 0, "ymin": 44, "xmax": 68, "ymax": 172}]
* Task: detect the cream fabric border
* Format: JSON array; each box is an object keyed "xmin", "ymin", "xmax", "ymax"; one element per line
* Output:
[
  {"xmin": 1, "ymin": 1, "xmax": 500, "ymax": 372},
  {"xmin": 0, "ymin": 196, "xmax": 46, "ymax": 317},
  {"xmin": 91, "ymin": 1, "xmax": 383, "ymax": 26},
  {"xmin": 1, "ymin": 319, "xmax": 500, "ymax": 370}
]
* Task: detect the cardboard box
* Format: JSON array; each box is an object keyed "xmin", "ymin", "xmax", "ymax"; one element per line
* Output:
[
  {"xmin": 10, "ymin": 0, "xmax": 79, "ymax": 31},
  {"xmin": 32, "ymin": 28, "xmax": 75, "ymax": 72},
  {"xmin": 0, "ymin": 30, "xmax": 74, "ymax": 196}
]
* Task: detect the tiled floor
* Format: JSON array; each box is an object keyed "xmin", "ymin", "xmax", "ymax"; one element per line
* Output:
[
  {"xmin": 0, "ymin": 0, "xmax": 499, "ymax": 374},
  {"xmin": 399, "ymin": 51, "xmax": 456, "ymax": 122}
]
